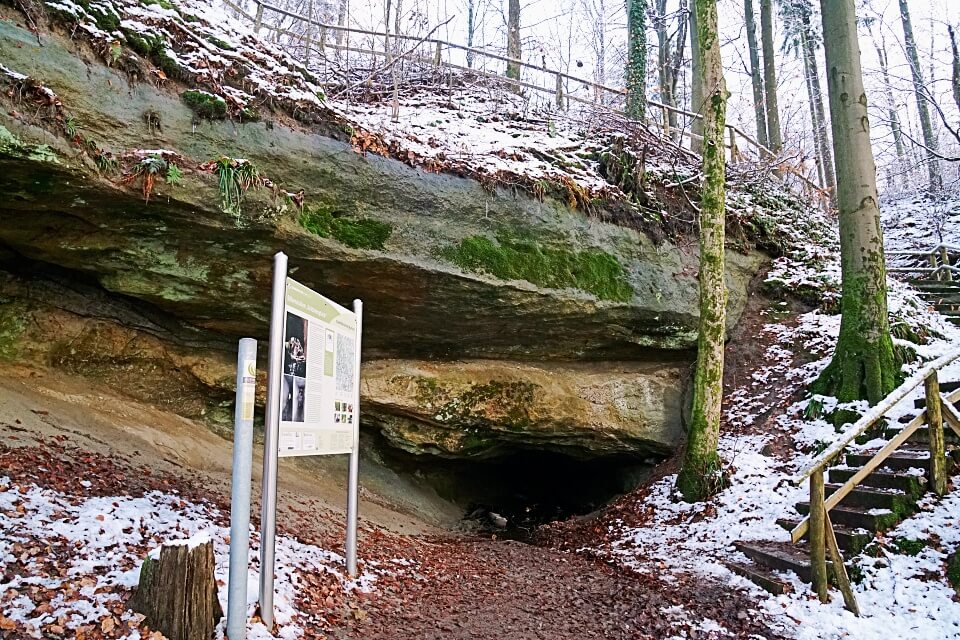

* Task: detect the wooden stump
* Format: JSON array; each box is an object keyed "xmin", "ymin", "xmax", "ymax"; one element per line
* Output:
[{"xmin": 129, "ymin": 540, "xmax": 223, "ymax": 640}]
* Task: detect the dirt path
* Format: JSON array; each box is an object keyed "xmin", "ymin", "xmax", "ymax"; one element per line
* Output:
[{"xmin": 336, "ymin": 538, "xmax": 783, "ymax": 640}]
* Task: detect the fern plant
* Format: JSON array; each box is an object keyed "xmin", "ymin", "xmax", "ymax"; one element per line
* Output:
[
  {"xmin": 121, "ymin": 154, "xmax": 168, "ymax": 202},
  {"xmin": 212, "ymin": 156, "xmax": 262, "ymax": 220}
]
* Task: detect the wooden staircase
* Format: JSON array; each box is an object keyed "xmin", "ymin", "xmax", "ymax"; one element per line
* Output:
[
  {"xmin": 889, "ymin": 243, "xmax": 960, "ymax": 324},
  {"xmin": 911, "ymin": 281, "xmax": 960, "ymax": 324},
  {"xmin": 727, "ymin": 358, "xmax": 960, "ymax": 612}
]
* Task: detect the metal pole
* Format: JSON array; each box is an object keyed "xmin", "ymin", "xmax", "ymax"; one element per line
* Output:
[
  {"xmin": 227, "ymin": 338, "xmax": 258, "ymax": 640},
  {"xmin": 259, "ymin": 252, "xmax": 287, "ymax": 630},
  {"xmin": 345, "ymin": 299, "xmax": 363, "ymax": 577}
]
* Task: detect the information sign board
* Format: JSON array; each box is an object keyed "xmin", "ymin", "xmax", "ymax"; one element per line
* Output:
[{"xmin": 278, "ymin": 278, "xmax": 358, "ymax": 457}]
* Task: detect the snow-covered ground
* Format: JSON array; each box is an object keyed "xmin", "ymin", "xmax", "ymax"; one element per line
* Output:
[
  {"xmin": 588, "ymin": 195, "xmax": 960, "ymax": 639},
  {"xmin": 0, "ymin": 478, "xmax": 407, "ymax": 639}
]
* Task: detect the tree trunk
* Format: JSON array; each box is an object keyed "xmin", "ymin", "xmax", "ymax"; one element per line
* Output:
[
  {"xmin": 670, "ymin": 1, "xmax": 688, "ymax": 130},
  {"xmin": 384, "ymin": 0, "xmax": 392, "ymax": 63},
  {"xmin": 506, "ymin": 0, "xmax": 521, "ymax": 80},
  {"xmin": 744, "ymin": 0, "xmax": 768, "ymax": 149},
  {"xmin": 467, "ymin": 0, "xmax": 475, "ymax": 68},
  {"xmin": 677, "ymin": 0, "xmax": 727, "ymax": 503},
  {"xmin": 867, "ymin": 23, "xmax": 906, "ymax": 163},
  {"xmin": 898, "ymin": 0, "xmax": 942, "ymax": 191},
  {"xmin": 689, "ymin": 4, "xmax": 703, "ymax": 154},
  {"xmin": 950, "ymin": 26, "xmax": 960, "ymax": 115},
  {"xmin": 801, "ymin": 45, "xmax": 826, "ymax": 187},
  {"xmin": 335, "ymin": 0, "xmax": 348, "ymax": 47},
  {"xmin": 760, "ymin": 0, "xmax": 782, "ymax": 153},
  {"xmin": 626, "ymin": 0, "xmax": 648, "ymax": 119},
  {"xmin": 129, "ymin": 541, "xmax": 223, "ymax": 640},
  {"xmin": 812, "ymin": 0, "xmax": 897, "ymax": 416},
  {"xmin": 801, "ymin": 13, "xmax": 835, "ymax": 194}
]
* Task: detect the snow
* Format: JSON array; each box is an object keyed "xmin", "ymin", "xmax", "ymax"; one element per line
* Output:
[
  {"xmin": 588, "ymin": 194, "xmax": 960, "ymax": 639},
  {"xmin": 0, "ymin": 478, "xmax": 397, "ymax": 638}
]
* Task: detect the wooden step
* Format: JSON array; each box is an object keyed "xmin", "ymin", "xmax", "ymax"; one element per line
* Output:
[
  {"xmin": 829, "ymin": 467, "xmax": 927, "ymax": 496},
  {"xmin": 883, "ymin": 424, "xmax": 960, "ymax": 445},
  {"xmin": 794, "ymin": 502, "xmax": 901, "ymax": 532},
  {"xmin": 912, "ymin": 381, "xmax": 960, "ymax": 409},
  {"xmin": 776, "ymin": 517, "xmax": 873, "ymax": 553},
  {"xmin": 735, "ymin": 541, "xmax": 815, "ymax": 583},
  {"xmin": 845, "ymin": 449, "xmax": 932, "ymax": 472},
  {"xmin": 726, "ymin": 560, "xmax": 793, "ymax": 595},
  {"xmin": 824, "ymin": 483, "xmax": 915, "ymax": 512}
]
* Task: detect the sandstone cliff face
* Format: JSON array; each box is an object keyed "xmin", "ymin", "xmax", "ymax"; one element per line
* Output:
[{"xmin": 0, "ymin": 12, "xmax": 771, "ymax": 460}]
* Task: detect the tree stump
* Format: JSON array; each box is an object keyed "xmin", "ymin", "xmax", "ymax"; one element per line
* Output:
[{"xmin": 129, "ymin": 539, "xmax": 223, "ymax": 640}]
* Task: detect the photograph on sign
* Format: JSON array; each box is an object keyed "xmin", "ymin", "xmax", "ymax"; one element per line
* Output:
[{"xmin": 277, "ymin": 278, "xmax": 358, "ymax": 457}]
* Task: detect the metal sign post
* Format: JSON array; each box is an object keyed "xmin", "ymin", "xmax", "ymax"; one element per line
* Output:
[
  {"xmin": 258, "ymin": 251, "xmax": 363, "ymax": 626},
  {"xmin": 345, "ymin": 299, "xmax": 362, "ymax": 577},
  {"xmin": 227, "ymin": 338, "xmax": 257, "ymax": 640},
  {"xmin": 259, "ymin": 252, "xmax": 287, "ymax": 630}
]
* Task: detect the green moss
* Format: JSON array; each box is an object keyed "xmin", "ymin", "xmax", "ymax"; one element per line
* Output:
[
  {"xmin": 891, "ymin": 537, "xmax": 926, "ymax": 556},
  {"xmin": 207, "ymin": 36, "xmax": 234, "ymax": 50},
  {"xmin": 124, "ymin": 31, "xmax": 153, "ymax": 57},
  {"xmin": 181, "ymin": 90, "xmax": 227, "ymax": 119},
  {"xmin": 0, "ymin": 304, "xmax": 26, "ymax": 361},
  {"xmin": 89, "ymin": 7, "xmax": 120, "ymax": 31},
  {"xmin": 0, "ymin": 126, "xmax": 58, "ymax": 163},
  {"xmin": 947, "ymin": 551, "xmax": 960, "ymax": 590},
  {"xmin": 141, "ymin": 0, "xmax": 175, "ymax": 10},
  {"xmin": 441, "ymin": 234, "xmax": 633, "ymax": 302},
  {"xmin": 298, "ymin": 206, "xmax": 392, "ymax": 250}
]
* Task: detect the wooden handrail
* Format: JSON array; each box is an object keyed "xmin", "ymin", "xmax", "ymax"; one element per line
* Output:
[
  {"xmin": 887, "ymin": 243, "xmax": 960, "ymax": 257},
  {"xmin": 792, "ymin": 347, "xmax": 960, "ymax": 484},
  {"xmin": 796, "ymin": 358, "xmax": 960, "ymax": 614}
]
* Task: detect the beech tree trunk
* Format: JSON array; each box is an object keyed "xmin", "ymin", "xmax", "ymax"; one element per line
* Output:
[
  {"xmin": 950, "ymin": 26, "xmax": 960, "ymax": 115},
  {"xmin": 467, "ymin": 0, "xmax": 476, "ymax": 68},
  {"xmin": 129, "ymin": 541, "xmax": 223, "ymax": 640},
  {"xmin": 866, "ymin": 23, "xmax": 907, "ymax": 163},
  {"xmin": 335, "ymin": 0, "xmax": 347, "ymax": 47},
  {"xmin": 677, "ymin": 0, "xmax": 727, "ymax": 503},
  {"xmin": 626, "ymin": 0, "xmax": 648, "ymax": 119},
  {"xmin": 689, "ymin": 4, "xmax": 703, "ymax": 154},
  {"xmin": 898, "ymin": 0, "xmax": 942, "ymax": 191},
  {"xmin": 813, "ymin": 0, "xmax": 897, "ymax": 415},
  {"xmin": 506, "ymin": 0, "xmax": 521, "ymax": 80},
  {"xmin": 800, "ymin": 13, "xmax": 835, "ymax": 193},
  {"xmin": 760, "ymin": 0, "xmax": 782, "ymax": 153},
  {"xmin": 744, "ymin": 0, "xmax": 768, "ymax": 149}
]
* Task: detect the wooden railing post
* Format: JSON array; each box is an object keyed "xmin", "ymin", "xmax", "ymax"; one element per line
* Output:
[
  {"xmin": 434, "ymin": 41, "xmax": 442, "ymax": 66},
  {"xmin": 555, "ymin": 73, "xmax": 563, "ymax": 109},
  {"xmin": 925, "ymin": 371, "xmax": 947, "ymax": 496},
  {"xmin": 941, "ymin": 246, "xmax": 953, "ymax": 282},
  {"xmin": 253, "ymin": 2, "xmax": 264, "ymax": 34},
  {"xmin": 728, "ymin": 127, "xmax": 739, "ymax": 162},
  {"xmin": 928, "ymin": 252, "xmax": 941, "ymax": 281},
  {"xmin": 810, "ymin": 469, "xmax": 829, "ymax": 602},
  {"xmin": 824, "ymin": 512, "xmax": 860, "ymax": 616}
]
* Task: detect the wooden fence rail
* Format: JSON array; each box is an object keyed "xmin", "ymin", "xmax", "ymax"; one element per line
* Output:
[
  {"xmin": 791, "ymin": 348, "xmax": 960, "ymax": 613},
  {"xmin": 888, "ymin": 243, "xmax": 960, "ymax": 282}
]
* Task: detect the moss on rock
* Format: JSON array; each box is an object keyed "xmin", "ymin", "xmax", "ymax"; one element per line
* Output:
[
  {"xmin": 299, "ymin": 206, "xmax": 392, "ymax": 250},
  {"xmin": 441, "ymin": 234, "xmax": 634, "ymax": 302},
  {"xmin": 181, "ymin": 90, "xmax": 227, "ymax": 120}
]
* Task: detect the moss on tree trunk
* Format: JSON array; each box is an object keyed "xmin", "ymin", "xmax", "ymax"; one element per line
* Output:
[
  {"xmin": 626, "ymin": 0, "xmax": 648, "ymax": 119},
  {"xmin": 677, "ymin": 0, "xmax": 728, "ymax": 503},
  {"xmin": 812, "ymin": 0, "xmax": 898, "ymax": 420}
]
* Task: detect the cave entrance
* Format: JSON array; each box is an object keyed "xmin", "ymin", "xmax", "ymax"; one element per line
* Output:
[{"xmin": 371, "ymin": 434, "xmax": 659, "ymax": 540}]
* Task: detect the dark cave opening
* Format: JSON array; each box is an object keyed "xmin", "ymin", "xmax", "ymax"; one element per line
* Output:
[{"xmin": 368, "ymin": 431, "xmax": 660, "ymax": 539}]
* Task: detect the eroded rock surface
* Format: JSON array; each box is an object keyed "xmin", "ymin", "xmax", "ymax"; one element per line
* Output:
[{"xmin": 0, "ymin": 14, "xmax": 772, "ymax": 460}]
